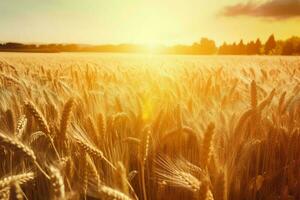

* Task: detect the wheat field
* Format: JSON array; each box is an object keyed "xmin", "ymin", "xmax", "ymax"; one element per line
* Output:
[{"xmin": 0, "ymin": 53, "xmax": 299, "ymax": 200}]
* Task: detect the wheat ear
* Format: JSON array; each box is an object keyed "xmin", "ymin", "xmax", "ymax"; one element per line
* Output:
[
  {"xmin": 59, "ymin": 98, "xmax": 74, "ymax": 140},
  {"xmin": 0, "ymin": 172, "xmax": 34, "ymax": 189},
  {"xmin": 99, "ymin": 185, "xmax": 133, "ymax": 200},
  {"xmin": 0, "ymin": 132, "xmax": 49, "ymax": 179},
  {"xmin": 74, "ymin": 137, "xmax": 116, "ymax": 171},
  {"xmin": 250, "ymin": 80, "xmax": 257, "ymax": 109},
  {"xmin": 24, "ymin": 101, "xmax": 50, "ymax": 135},
  {"xmin": 15, "ymin": 115, "xmax": 27, "ymax": 138},
  {"xmin": 200, "ymin": 123, "xmax": 215, "ymax": 168},
  {"xmin": 0, "ymin": 187, "xmax": 10, "ymax": 200},
  {"xmin": 49, "ymin": 166, "xmax": 65, "ymax": 199}
]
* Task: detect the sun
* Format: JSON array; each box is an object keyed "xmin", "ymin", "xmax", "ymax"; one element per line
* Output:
[{"xmin": 145, "ymin": 43, "xmax": 160, "ymax": 54}]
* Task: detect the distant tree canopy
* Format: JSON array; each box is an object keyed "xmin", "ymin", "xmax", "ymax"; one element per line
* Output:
[
  {"xmin": 219, "ymin": 39, "xmax": 262, "ymax": 55},
  {"xmin": 194, "ymin": 38, "xmax": 217, "ymax": 54},
  {"xmin": 281, "ymin": 37, "xmax": 300, "ymax": 55},
  {"xmin": 0, "ymin": 35, "xmax": 299, "ymax": 55},
  {"xmin": 166, "ymin": 38, "xmax": 217, "ymax": 55},
  {"xmin": 265, "ymin": 35, "xmax": 277, "ymax": 55},
  {"xmin": 218, "ymin": 35, "xmax": 300, "ymax": 55}
]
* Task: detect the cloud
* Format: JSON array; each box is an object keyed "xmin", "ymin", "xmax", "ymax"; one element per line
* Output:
[{"xmin": 220, "ymin": 0, "xmax": 300, "ymax": 19}]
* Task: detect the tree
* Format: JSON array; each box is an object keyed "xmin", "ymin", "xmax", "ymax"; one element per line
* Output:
[
  {"xmin": 200, "ymin": 38, "xmax": 217, "ymax": 54},
  {"xmin": 231, "ymin": 42, "xmax": 238, "ymax": 54},
  {"xmin": 246, "ymin": 41, "xmax": 256, "ymax": 55},
  {"xmin": 254, "ymin": 39, "xmax": 262, "ymax": 54},
  {"xmin": 3, "ymin": 42, "xmax": 24, "ymax": 49},
  {"xmin": 296, "ymin": 44, "xmax": 300, "ymax": 54},
  {"xmin": 219, "ymin": 42, "xmax": 230, "ymax": 54},
  {"xmin": 237, "ymin": 40, "xmax": 246, "ymax": 54},
  {"xmin": 265, "ymin": 34, "xmax": 276, "ymax": 54},
  {"xmin": 193, "ymin": 38, "xmax": 217, "ymax": 54}
]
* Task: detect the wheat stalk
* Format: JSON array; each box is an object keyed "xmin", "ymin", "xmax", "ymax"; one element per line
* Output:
[
  {"xmin": 5, "ymin": 109, "xmax": 15, "ymax": 134},
  {"xmin": 10, "ymin": 182, "xmax": 24, "ymax": 200},
  {"xmin": 198, "ymin": 181, "xmax": 209, "ymax": 200},
  {"xmin": 213, "ymin": 171, "xmax": 227, "ymax": 200},
  {"xmin": 117, "ymin": 161, "xmax": 129, "ymax": 195}
]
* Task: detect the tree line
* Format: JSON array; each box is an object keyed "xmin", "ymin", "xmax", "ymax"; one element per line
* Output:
[
  {"xmin": 218, "ymin": 35, "xmax": 300, "ymax": 55},
  {"xmin": 0, "ymin": 35, "xmax": 300, "ymax": 55}
]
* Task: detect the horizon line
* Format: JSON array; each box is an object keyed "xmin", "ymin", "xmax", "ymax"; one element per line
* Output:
[{"xmin": 1, "ymin": 34, "xmax": 300, "ymax": 47}]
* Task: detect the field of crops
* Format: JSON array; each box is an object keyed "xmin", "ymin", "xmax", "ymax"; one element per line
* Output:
[{"xmin": 0, "ymin": 53, "xmax": 299, "ymax": 200}]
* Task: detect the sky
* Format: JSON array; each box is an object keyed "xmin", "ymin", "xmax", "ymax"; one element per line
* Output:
[{"xmin": 0, "ymin": 0, "xmax": 300, "ymax": 45}]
